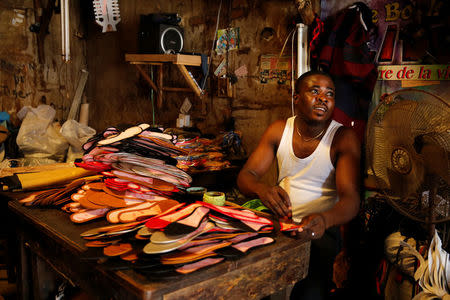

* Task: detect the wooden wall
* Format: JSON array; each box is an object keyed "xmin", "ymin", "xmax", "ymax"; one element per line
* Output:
[
  {"xmin": 84, "ymin": 0, "xmax": 298, "ymax": 155},
  {"xmin": 0, "ymin": 0, "xmax": 86, "ymax": 125},
  {"xmin": 1, "ymin": 0, "xmax": 305, "ymax": 182}
]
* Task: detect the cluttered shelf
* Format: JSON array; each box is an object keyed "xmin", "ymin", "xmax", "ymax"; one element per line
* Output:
[{"xmin": 125, "ymin": 53, "xmax": 207, "ymax": 107}]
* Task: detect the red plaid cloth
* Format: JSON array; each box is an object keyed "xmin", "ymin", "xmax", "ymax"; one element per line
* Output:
[
  {"xmin": 318, "ymin": 4, "xmax": 377, "ymax": 141},
  {"xmin": 310, "ymin": 14, "xmax": 324, "ymax": 59}
]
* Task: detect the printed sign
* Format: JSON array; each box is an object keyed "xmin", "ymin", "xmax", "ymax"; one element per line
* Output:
[
  {"xmin": 259, "ymin": 55, "xmax": 292, "ymax": 85},
  {"xmin": 378, "ymin": 65, "xmax": 450, "ymax": 80}
]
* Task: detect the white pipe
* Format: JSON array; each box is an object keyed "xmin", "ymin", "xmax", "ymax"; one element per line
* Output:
[
  {"xmin": 60, "ymin": 0, "xmax": 65, "ymax": 59},
  {"xmin": 291, "ymin": 26, "xmax": 295, "ymax": 117},
  {"xmin": 64, "ymin": 0, "xmax": 70, "ymax": 61},
  {"xmin": 296, "ymin": 23, "xmax": 310, "ymax": 78}
]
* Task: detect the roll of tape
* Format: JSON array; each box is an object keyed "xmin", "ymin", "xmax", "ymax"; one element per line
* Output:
[
  {"xmin": 186, "ymin": 186, "xmax": 207, "ymax": 195},
  {"xmin": 203, "ymin": 191, "xmax": 226, "ymax": 206}
]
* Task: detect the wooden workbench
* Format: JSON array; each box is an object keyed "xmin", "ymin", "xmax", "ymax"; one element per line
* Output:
[{"xmin": 8, "ymin": 200, "xmax": 310, "ymax": 300}]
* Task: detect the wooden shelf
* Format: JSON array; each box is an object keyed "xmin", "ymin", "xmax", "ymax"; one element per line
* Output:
[
  {"xmin": 125, "ymin": 53, "xmax": 205, "ymax": 107},
  {"xmin": 125, "ymin": 53, "xmax": 203, "ymax": 66}
]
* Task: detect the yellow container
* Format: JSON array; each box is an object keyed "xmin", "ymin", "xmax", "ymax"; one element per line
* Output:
[{"xmin": 203, "ymin": 191, "xmax": 226, "ymax": 206}]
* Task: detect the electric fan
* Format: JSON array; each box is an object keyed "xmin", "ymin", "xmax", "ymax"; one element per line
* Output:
[{"xmin": 366, "ymin": 88, "xmax": 450, "ymax": 225}]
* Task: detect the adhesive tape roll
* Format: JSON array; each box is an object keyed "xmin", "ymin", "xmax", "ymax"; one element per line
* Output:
[
  {"xmin": 203, "ymin": 191, "xmax": 226, "ymax": 206},
  {"xmin": 186, "ymin": 187, "xmax": 207, "ymax": 201},
  {"xmin": 186, "ymin": 187, "xmax": 207, "ymax": 195}
]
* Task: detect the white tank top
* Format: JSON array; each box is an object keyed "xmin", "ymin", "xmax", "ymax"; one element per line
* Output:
[{"xmin": 276, "ymin": 116, "xmax": 343, "ymax": 222}]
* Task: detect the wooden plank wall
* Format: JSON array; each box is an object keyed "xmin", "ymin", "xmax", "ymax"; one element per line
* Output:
[
  {"xmin": 1, "ymin": 0, "xmax": 321, "ymax": 184},
  {"xmin": 84, "ymin": 0, "xmax": 299, "ymax": 156},
  {"xmin": 0, "ymin": 0, "xmax": 86, "ymax": 125}
]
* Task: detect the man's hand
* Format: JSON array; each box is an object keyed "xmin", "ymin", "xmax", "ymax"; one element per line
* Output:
[
  {"xmin": 290, "ymin": 213, "xmax": 327, "ymax": 240},
  {"xmin": 258, "ymin": 185, "xmax": 292, "ymax": 219}
]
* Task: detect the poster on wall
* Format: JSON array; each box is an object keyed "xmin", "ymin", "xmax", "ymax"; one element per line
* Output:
[
  {"xmin": 259, "ymin": 55, "xmax": 292, "ymax": 85},
  {"xmin": 320, "ymin": 0, "xmax": 449, "ymax": 112},
  {"xmin": 215, "ymin": 27, "xmax": 240, "ymax": 55}
]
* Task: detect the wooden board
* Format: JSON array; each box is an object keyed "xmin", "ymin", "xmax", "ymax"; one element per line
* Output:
[{"xmin": 125, "ymin": 54, "xmax": 202, "ymax": 66}]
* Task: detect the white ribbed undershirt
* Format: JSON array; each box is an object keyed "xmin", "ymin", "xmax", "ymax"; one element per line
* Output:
[{"xmin": 276, "ymin": 116, "xmax": 342, "ymax": 223}]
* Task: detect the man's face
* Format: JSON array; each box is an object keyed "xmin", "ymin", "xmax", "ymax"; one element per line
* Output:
[{"xmin": 294, "ymin": 74, "xmax": 335, "ymax": 123}]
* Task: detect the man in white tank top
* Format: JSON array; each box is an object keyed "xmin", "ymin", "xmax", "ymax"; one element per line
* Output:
[{"xmin": 237, "ymin": 71, "xmax": 361, "ymax": 299}]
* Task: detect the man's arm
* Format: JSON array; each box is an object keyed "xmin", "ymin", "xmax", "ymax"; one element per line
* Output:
[
  {"xmin": 237, "ymin": 120, "xmax": 292, "ymax": 218},
  {"xmin": 294, "ymin": 127, "xmax": 361, "ymax": 239},
  {"xmin": 322, "ymin": 127, "xmax": 361, "ymax": 228}
]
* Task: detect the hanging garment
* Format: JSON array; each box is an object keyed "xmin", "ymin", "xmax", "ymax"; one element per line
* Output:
[
  {"xmin": 309, "ymin": 14, "xmax": 325, "ymax": 65},
  {"xmin": 318, "ymin": 2, "xmax": 377, "ymax": 141}
]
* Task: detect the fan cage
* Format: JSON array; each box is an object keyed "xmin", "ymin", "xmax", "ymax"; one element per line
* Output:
[{"xmin": 366, "ymin": 88, "xmax": 450, "ymax": 224}]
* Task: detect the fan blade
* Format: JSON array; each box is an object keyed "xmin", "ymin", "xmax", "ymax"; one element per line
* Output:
[
  {"xmin": 417, "ymin": 133, "xmax": 450, "ymax": 185},
  {"xmin": 380, "ymin": 100, "xmax": 425, "ymax": 198},
  {"xmin": 382, "ymin": 100, "xmax": 417, "ymax": 145},
  {"xmin": 386, "ymin": 160, "xmax": 424, "ymax": 198},
  {"xmin": 370, "ymin": 125, "xmax": 390, "ymax": 189}
]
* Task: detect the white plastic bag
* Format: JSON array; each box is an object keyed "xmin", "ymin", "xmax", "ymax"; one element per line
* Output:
[
  {"xmin": 60, "ymin": 119, "xmax": 96, "ymax": 162},
  {"xmin": 16, "ymin": 105, "xmax": 69, "ymax": 163}
]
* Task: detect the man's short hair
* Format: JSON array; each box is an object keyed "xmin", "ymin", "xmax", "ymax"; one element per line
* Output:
[{"xmin": 294, "ymin": 70, "xmax": 334, "ymax": 93}]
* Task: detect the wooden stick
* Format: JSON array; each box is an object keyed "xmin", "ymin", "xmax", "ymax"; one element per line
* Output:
[{"xmin": 135, "ymin": 65, "xmax": 158, "ymax": 91}]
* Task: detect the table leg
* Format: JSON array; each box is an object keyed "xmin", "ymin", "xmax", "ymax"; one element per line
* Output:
[
  {"xmin": 31, "ymin": 253, "xmax": 58, "ymax": 300},
  {"xmin": 17, "ymin": 234, "xmax": 30, "ymax": 300}
]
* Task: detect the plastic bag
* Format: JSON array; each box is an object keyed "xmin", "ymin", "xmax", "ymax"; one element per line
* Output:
[
  {"xmin": 60, "ymin": 119, "xmax": 96, "ymax": 162},
  {"xmin": 16, "ymin": 105, "xmax": 69, "ymax": 163}
]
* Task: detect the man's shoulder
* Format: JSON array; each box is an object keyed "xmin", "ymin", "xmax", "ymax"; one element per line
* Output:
[
  {"xmin": 264, "ymin": 119, "xmax": 289, "ymax": 145},
  {"xmin": 268, "ymin": 119, "xmax": 289, "ymax": 134},
  {"xmin": 333, "ymin": 126, "xmax": 361, "ymax": 152},
  {"xmin": 335, "ymin": 125, "xmax": 358, "ymax": 138},
  {"xmin": 270, "ymin": 119, "xmax": 288, "ymax": 129}
]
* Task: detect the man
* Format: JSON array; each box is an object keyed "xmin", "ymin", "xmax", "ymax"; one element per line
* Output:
[{"xmin": 237, "ymin": 70, "xmax": 361, "ymax": 299}]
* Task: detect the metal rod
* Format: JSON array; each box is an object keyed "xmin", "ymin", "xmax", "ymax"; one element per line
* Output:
[
  {"xmin": 296, "ymin": 23, "xmax": 310, "ymax": 78},
  {"xmin": 64, "ymin": 0, "xmax": 70, "ymax": 61},
  {"xmin": 60, "ymin": 0, "xmax": 65, "ymax": 59}
]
